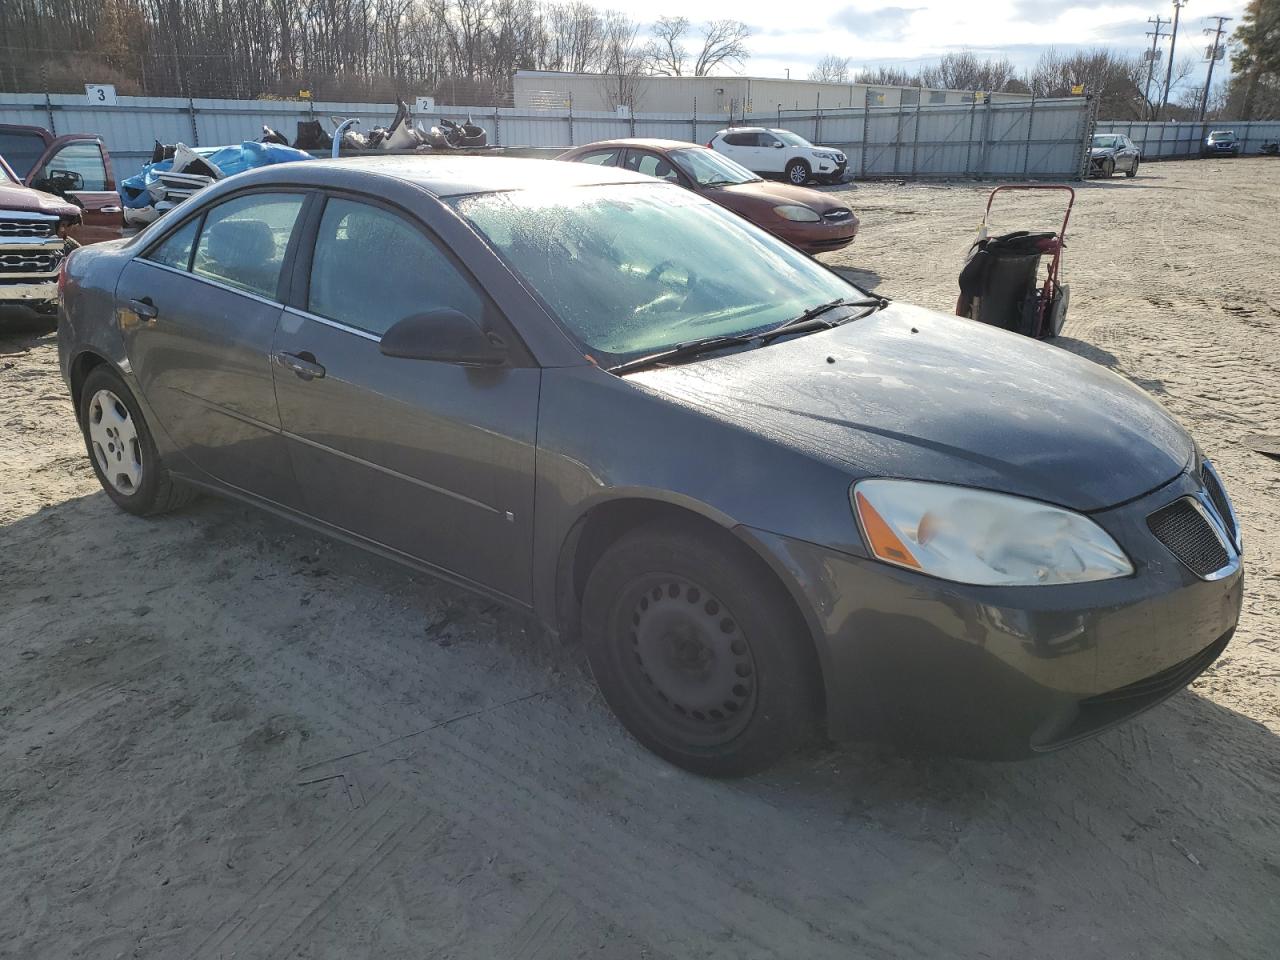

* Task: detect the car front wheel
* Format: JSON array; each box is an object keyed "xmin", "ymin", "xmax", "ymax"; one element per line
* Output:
[
  {"xmin": 1101, "ymin": 157, "xmax": 1115, "ymax": 178},
  {"xmin": 785, "ymin": 159, "xmax": 811, "ymax": 185},
  {"xmin": 581, "ymin": 524, "xmax": 819, "ymax": 777},
  {"xmin": 78, "ymin": 365, "xmax": 198, "ymax": 516}
]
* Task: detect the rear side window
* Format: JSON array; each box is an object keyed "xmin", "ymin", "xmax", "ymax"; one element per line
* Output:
[
  {"xmin": 144, "ymin": 217, "xmax": 201, "ymax": 271},
  {"xmin": 624, "ymin": 151, "xmax": 681, "ymax": 183},
  {"xmin": 42, "ymin": 141, "xmax": 108, "ymax": 191},
  {"xmin": 307, "ymin": 197, "xmax": 483, "ymax": 337},
  {"xmin": 722, "ymin": 132, "xmax": 755, "ymax": 147},
  {"xmin": 191, "ymin": 193, "xmax": 304, "ymax": 299},
  {"xmin": 0, "ymin": 131, "xmax": 46, "ymax": 179},
  {"xmin": 575, "ymin": 149, "xmax": 620, "ymax": 166}
]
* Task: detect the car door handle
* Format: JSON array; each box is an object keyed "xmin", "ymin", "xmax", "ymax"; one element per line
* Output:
[
  {"xmin": 129, "ymin": 297, "xmax": 158, "ymax": 321},
  {"xmin": 101, "ymin": 205, "xmax": 123, "ymax": 214},
  {"xmin": 274, "ymin": 351, "xmax": 326, "ymax": 381}
]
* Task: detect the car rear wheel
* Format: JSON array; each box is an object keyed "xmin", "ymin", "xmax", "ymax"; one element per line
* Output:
[
  {"xmin": 79, "ymin": 366, "xmax": 198, "ymax": 516},
  {"xmin": 785, "ymin": 159, "xmax": 811, "ymax": 185},
  {"xmin": 1125, "ymin": 158, "xmax": 1139, "ymax": 178},
  {"xmin": 581, "ymin": 524, "xmax": 818, "ymax": 777}
]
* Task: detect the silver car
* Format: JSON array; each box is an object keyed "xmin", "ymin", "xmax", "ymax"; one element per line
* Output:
[{"xmin": 1090, "ymin": 134, "xmax": 1140, "ymax": 178}]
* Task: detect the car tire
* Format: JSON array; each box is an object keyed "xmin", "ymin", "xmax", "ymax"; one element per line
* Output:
[
  {"xmin": 581, "ymin": 523, "xmax": 819, "ymax": 777},
  {"xmin": 1125, "ymin": 159, "xmax": 1139, "ymax": 178},
  {"xmin": 1102, "ymin": 157, "xmax": 1115, "ymax": 178},
  {"xmin": 78, "ymin": 365, "xmax": 198, "ymax": 516},
  {"xmin": 785, "ymin": 159, "xmax": 811, "ymax": 185}
]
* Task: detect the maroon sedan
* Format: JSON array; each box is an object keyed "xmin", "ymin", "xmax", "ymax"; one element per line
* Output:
[{"xmin": 558, "ymin": 139, "xmax": 858, "ymax": 255}]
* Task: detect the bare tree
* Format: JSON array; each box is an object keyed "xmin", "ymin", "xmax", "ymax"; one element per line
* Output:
[
  {"xmin": 854, "ymin": 65, "xmax": 920, "ymax": 87},
  {"xmin": 919, "ymin": 51, "xmax": 1016, "ymax": 93},
  {"xmin": 644, "ymin": 15, "xmax": 689, "ymax": 76},
  {"xmin": 693, "ymin": 19, "xmax": 750, "ymax": 76},
  {"xmin": 546, "ymin": 2, "xmax": 604, "ymax": 74},
  {"xmin": 809, "ymin": 55, "xmax": 851, "ymax": 83},
  {"xmin": 1029, "ymin": 47, "xmax": 1146, "ymax": 117},
  {"xmin": 598, "ymin": 9, "xmax": 644, "ymax": 109}
]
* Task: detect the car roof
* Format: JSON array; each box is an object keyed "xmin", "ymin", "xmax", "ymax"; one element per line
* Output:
[
  {"xmin": 253, "ymin": 154, "xmax": 657, "ymax": 198},
  {"xmin": 571, "ymin": 138, "xmax": 701, "ymax": 151}
]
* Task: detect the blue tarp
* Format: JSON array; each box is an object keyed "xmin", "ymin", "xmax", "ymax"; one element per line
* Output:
[{"xmin": 118, "ymin": 141, "xmax": 313, "ymax": 209}]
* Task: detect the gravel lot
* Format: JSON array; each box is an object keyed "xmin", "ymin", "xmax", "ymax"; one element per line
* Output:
[{"xmin": 2, "ymin": 158, "xmax": 1278, "ymax": 959}]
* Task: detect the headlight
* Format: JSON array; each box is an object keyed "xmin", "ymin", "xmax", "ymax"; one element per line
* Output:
[
  {"xmin": 851, "ymin": 479, "xmax": 1133, "ymax": 586},
  {"xmin": 774, "ymin": 204, "xmax": 821, "ymax": 222}
]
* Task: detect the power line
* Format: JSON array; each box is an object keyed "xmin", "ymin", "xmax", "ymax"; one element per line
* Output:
[
  {"xmin": 1144, "ymin": 15, "xmax": 1170, "ymax": 120},
  {"xmin": 1198, "ymin": 15, "xmax": 1232, "ymax": 122},
  {"xmin": 1157, "ymin": 0, "xmax": 1188, "ymax": 121}
]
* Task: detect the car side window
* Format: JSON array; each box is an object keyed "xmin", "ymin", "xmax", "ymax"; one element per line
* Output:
[
  {"xmin": 722, "ymin": 132, "xmax": 754, "ymax": 147},
  {"xmin": 757, "ymin": 134, "xmax": 780, "ymax": 148},
  {"xmin": 625, "ymin": 151, "xmax": 681, "ymax": 184},
  {"xmin": 308, "ymin": 197, "xmax": 484, "ymax": 337},
  {"xmin": 0, "ymin": 131, "xmax": 47, "ymax": 179},
  {"xmin": 191, "ymin": 193, "xmax": 304, "ymax": 300},
  {"xmin": 41, "ymin": 141, "xmax": 108, "ymax": 191},
  {"xmin": 576, "ymin": 148, "xmax": 619, "ymax": 166},
  {"xmin": 143, "ymin": 216, "xmax": 201, "ymax": 271}
]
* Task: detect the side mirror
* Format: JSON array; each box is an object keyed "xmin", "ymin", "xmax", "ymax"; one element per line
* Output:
[
  {"xmin": 380, "ymin": 309, "xmax": 507, "ymax": 366},
  {"xmin": 772, "ymin": 142, "xmax": 784, "ymax": 149}
]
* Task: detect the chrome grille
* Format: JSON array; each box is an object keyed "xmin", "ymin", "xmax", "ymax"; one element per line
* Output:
[
  {"xmin": 0, "ymin": 250, "xmax": 61, "ymax": 274},
  {"xmin": 1200, "ymin": 462, "xmax": 1238, "ymax": 548},
  {"xmin": 1147, "ymin": 498, "xmax": 1230, "ymax": 577},
  {"xmin": 0, "ymin": 218, "xmax": 56, "ymax": 239}
]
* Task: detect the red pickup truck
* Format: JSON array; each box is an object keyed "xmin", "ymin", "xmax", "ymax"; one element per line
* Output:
[{"xmin": 1, "ymin": 124, "xmax": 126, "ymax": 320}]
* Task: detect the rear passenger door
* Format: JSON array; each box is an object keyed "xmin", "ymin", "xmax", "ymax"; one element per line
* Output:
[
  {"xmin": 718, "ymin": 131, "xmax": 763, "ymax": 172},
  {"xmin": 116, "ymin": 190, "xmax": 307, "ymax": 507},
  {"xmin": 272, "ymin": 193, "xmax": 540, "ymax": 603}
]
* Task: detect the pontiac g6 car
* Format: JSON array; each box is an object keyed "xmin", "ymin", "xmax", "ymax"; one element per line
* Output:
[{"xmin": 57, "ymin": 157, "xmax": 1243, "ymax": 776}]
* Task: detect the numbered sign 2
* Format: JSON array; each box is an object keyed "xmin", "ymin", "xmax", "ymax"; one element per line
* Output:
[
  {"xmin": 85, "ymin": 84, "xmax": 118, "ymax": 106},
  {"xmin": 415, "ymin": 96, "xmax": 435, "ymax": 114}
]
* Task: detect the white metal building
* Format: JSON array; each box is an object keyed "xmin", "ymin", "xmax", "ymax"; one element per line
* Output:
[{"xmin": 514, "ymin": 71, "xmax": 1033, "ymax": 114}]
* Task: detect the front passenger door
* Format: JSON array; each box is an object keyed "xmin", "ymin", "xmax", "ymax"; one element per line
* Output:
[
  {"xmin": 272, "ymin": 194, "xmax": 539, "ymax": 602},
  {"xmin": 29, "ymin": 139, "xmax": 122, "ymax": 242}
]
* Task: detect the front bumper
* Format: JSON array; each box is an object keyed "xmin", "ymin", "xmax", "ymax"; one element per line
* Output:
[
  {"xmin": 0, "ymin": 280, "xmax": 59, "ymax": 305},
  {"xmin": 744, "ymin": 468, "xmax": 1243, "ymax": 757},
  {"xmin": 775, "ymin": 216, "xmax": 859, "ymax": 254}
]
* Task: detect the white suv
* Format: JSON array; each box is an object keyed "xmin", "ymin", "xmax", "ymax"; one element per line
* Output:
[{"xmin": 709, "ymin": 127, "xmax": 847, "ymax": 185}]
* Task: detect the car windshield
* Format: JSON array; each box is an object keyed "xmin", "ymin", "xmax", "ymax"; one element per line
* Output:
[
  {"xmin": 451, "ymin": 184, "xmax": 859, "ymax": 366},
  {"xmin": 1092, "ymin": 135, "xmax": 1120, "ymax": 148},
  {"xmin": 772, "ymin": 130, "xmax": 813, "ymax": 148},
  {"xmin": 1210, "ymin": 131, "xmax": 1234, "ymax": 139},
  {"xmin": 668, "ymin": 147, "xmax": 760, "ymax": 186}
]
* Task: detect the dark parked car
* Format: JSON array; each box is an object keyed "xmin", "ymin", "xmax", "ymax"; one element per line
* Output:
[
  {"xmin": 558, "ymin": 139, "xmax": 857, "ymax": 254},
  {"xmin": 1204, "ymin": 130, "xmax": 1240, "ymax": 156},
  {"xmin": 58, "ymin": 157, "xmax": 1243, "ymax": 776},
  {"xmin": 1089, "ymin": 133, "xmax": 1140, "ymax": 178}
]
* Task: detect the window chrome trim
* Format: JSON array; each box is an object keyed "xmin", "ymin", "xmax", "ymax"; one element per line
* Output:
[
  {"xmin": 138, "ymin": 259, "xmax": 284, "ymax": 308},
  {"xmin": 282, "ymin": 305, "xmax": 382, "ymax": 343}
]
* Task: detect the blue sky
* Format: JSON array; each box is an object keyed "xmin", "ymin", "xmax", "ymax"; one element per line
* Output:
[{"xmin": 615, "ymin": 1, "xmax": 1248, "ymax": 86}]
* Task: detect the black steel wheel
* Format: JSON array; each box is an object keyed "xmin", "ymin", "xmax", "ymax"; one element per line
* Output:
[{"xmin": 582, "ymin": 524, "xmax": 818, "ymax": 777}]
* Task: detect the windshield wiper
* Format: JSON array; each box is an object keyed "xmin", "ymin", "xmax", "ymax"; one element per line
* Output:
[
  {"xmin": 609, "ymin": 297, "xmax": 889, "ymax": 375},
  {"xmin": 756, "ymin": 296, "xmax": 888, "ymax": 344},
  {"xmin": 609, "ymin": 333, "xmax": 757, "ymax": 375}
]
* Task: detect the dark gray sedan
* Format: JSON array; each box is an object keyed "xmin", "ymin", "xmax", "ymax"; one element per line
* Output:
[{"xmin": 57, "ymin": 157, "xmax": 1242, "ymax": 776}]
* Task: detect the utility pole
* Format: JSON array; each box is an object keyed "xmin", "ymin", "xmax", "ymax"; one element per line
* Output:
[
  {"xmin": 1158, "ymin": 0, "xmax": 1188, "ymax": 121},
  {"xmin": 1144, "ymin": 16, "xmax": 1170, "ymax": 120},
  {"xmin": 1198, "ymin": 16, "xmax": 1232, "ymax": 122}
]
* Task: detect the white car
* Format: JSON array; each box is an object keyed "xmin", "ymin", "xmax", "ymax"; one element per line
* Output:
[{"xmin": 708, "ymin": 127, "xmax": 847, "ymax": 185}]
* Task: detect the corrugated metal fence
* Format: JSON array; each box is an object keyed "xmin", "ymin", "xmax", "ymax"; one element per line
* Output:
[
  {"xmin": 1095, "ymin": 120, "xmax": 1280, "ymax": 160},
  {"xmin": 1, "ymin": 91, "xmax": 1094, "ymax": 181}
]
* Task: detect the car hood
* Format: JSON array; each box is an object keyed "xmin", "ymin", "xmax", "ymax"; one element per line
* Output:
[
  {"xmin": 0, "ymin": 181, "xmax": 80, "ymax": 218},
  {"xmin": 627, "ymin": 303, "xmax": 1193, "ymax": 512},
  {"xmin": 1090, "ymin": 146, "xmax": 1118, "ymax": 156},
  {"xmin": 711, "ymin": 180, "xmax": 849, "ymax": 213}
]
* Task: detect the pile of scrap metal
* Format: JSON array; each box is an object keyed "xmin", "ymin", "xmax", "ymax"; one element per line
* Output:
[
  {"xmin": 261, "ymin": 101, "xmax": 489, "ymax": 155},
  {"xmin": 118, "ymin": 139, "xmax": 313, "ymax": 225}
]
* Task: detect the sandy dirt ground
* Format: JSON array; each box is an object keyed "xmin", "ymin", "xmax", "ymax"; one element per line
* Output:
[{"xmin": 2, "ymin": 158, "xmax": 1278, "ymax": 959}]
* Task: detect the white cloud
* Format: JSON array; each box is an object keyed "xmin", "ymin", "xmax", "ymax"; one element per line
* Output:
[{"xmin": 605, "ymin": 0, "xmax": 1248, "ymax": 79}]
